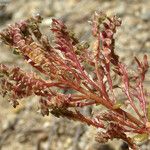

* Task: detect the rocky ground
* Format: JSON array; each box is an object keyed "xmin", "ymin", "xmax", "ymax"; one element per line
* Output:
[{"xmin": 0, "ymin": 0, "xmax": 150, "ymax": 150}]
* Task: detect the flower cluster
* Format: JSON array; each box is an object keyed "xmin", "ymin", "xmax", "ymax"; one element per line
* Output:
[{"xmin": 0, "ymin": 11, "xmax": 149, "ymax": 149}]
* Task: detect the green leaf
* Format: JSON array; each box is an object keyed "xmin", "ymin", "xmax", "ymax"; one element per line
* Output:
[
  {"xmin": 0, "ymin": 74, "xmax": 4, "ymax": 77},
  {"xmin": 147, "ymin": 103, "xmax": 150, "ymax": 121},
  {"xmin": 113, "ymin": 101, "xmax": 124, "ymax": 109},
  {"xmin": 13, "ymin": 48, "xmax": 20, "ymax": 55},
  {"xmin": 132, "ymin": 133, "xmax": 149, "ymax": 143}
]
